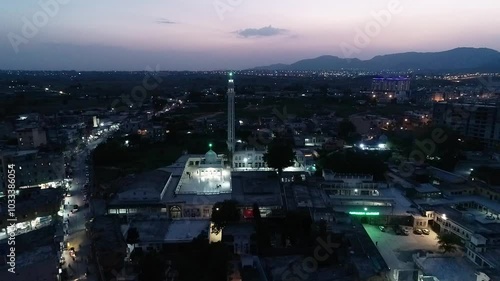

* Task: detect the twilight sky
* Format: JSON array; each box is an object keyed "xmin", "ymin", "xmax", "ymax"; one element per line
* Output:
[{"xmin": 1, "ymin": 0, "xmax": 500, "ymax": 71}]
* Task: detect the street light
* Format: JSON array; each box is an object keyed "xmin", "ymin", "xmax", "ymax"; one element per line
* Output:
[{"xmin": 364, "ymin": 207, "xmax": 368, "ymax": 211}]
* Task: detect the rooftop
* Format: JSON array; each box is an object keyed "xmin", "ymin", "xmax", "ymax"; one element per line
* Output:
[
  {"xmin": 164, "ymin": 219, "xmax": 209, "ymax": 243},
  {"xmin": 0, "ymin": 149, "xmax": 38, "ymax": 157},
  {"xmin": 327, "ymin": 187, "xmax": 418, "ymax": 216},
  {"xmin": 114, "ymin": 169, "xmax": 171, "ymax": 195},
  {"xmin": 416, "ymin": 195, "xmax": 500, "ymax": 215},
  {"xmin": 429, "ymin": 205, "xmax": 500, "ymax": 233},
  {"xmin": 129, "ymin": 219, "xmax": 169, "ymax": 243},
  {"xmin": 429, "ymin": 167, "xmax": 467, "ymax": 184},
  {"xmin": 415, "ymin": 184, "xmax": 441, "ymax": 193},
  {"xmin": 231, "ymin": 171, "xmax": 282, "ymax": 207},
  {"xmin": 176, "ymin": 165, "xmax": 231, "ymax": 195},
  {"xmin": 414, "ymin": 254, "xmax": 477, "ymax": 281}
]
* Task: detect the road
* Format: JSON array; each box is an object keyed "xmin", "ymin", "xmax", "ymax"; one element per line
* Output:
[{"xmin": 60, "ymin": 131, "xmax": 111, "ymax": 281}]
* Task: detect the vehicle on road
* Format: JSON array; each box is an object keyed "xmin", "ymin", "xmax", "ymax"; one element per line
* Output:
[
  {"xmin": 379, "ymin": 226, "xmax": 386, "ymax": 232},
  {"xmin": 414, "ymin": 228, "xmax": 423, "ymax": 235},
  {"xmin": 421, "ymin": 229, "xmax": 430, "ymax": 235},
  {"xmin": 396, "ymin": 226, "xmax": 409, "ymax": 235}
]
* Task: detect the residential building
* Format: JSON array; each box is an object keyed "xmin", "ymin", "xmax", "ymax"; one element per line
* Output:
[
  {"xmin": 432, "ymin": 102, "xmax": 500, "ymax": 148},
  {"xmin": 0, "ymin": 149, "xmax": 65, "ymax": 193},
  {"xmin": 16, "ymin": 127, "xmax": 47, "ymax": 149}
]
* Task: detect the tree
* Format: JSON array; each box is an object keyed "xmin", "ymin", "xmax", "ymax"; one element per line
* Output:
[
  {"xmin": 211, "ymin": 200, "xmax": 240, "ymax": 234},
  {"xmin": 126, "ymin": 227, "xmax": 140, "ymax": 245},
  {"xmin": 252, "ymin": 203, "xmax": 261, "ymax": 222},
  {"xmin": 414, "ymin": 125, "xmax": 462, "ymax": 171},
  {"xmin": 318, "ymin": 219, "xmax": 327, "ymax": 239},
  {"xmin": 138, "ymin": 251, "xmax": 165, "ymax": 281},
  {"xmin": 337, "ymin": 118, "xmax": 356, "ymax": 139},
  {"xmin": 437, "ymin": 233, "xmax": 461, "ymax": 253},
  {"xmin": 282, "ymin": 211, "xmax": 313, "ymax": 247},
  {"xmin": 253, "ymin": 202, "xmax": 270, "ymax": 252},
  {"xmin": 263, "ymin": 137, "xmax": 295, "ymax": 179}
]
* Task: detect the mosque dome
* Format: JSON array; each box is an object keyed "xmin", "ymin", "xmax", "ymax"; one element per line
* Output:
[{"xmin": 205, "ymin": 149, "xmax": 218, "ymax": 164}]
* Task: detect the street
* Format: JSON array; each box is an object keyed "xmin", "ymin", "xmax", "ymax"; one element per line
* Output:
[{"xmin": 59, "ymin": 131, "xmax": 111, "ymax": 281}]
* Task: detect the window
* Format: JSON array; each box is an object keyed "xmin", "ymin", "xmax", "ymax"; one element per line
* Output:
[{"xmin": 170, "ymin": 206, "xmax": 181, "ymax": 218}]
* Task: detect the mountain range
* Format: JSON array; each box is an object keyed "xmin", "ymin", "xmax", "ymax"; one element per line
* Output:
[{"xmin": 252, "ymin": 48, "xmax": 500, "ymax": 72}]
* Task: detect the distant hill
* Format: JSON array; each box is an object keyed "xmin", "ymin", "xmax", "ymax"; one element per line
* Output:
[{"xmin": 252, "ymin": 48, "xmax": 500, "ymax": 72}]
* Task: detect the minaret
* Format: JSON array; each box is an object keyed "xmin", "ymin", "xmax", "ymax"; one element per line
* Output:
[{"xmin": 227, "ymin": 72, "xmax": 235, "ymax": 154}]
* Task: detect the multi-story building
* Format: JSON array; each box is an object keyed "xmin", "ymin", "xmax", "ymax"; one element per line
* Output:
[
  {"xmin": 15, "ymin": 127, "xmax": 47, "ymax": 149},
  {"xmin": 232, "ymin": 148, "xmax": 310, "ymax": 172},
  {"xmin": 0, "ymin": 149, "xmax": 65, "ymax": 193},
  {"xmin": 432, "ymin": 102, "xmax": 500, "ymax": 148},
  {"xmin": 320, "ymin": 170, "xmax": 380, "ymax": 196},
  {"xmin": 371, "ymin": 77, "xmax": 411, "ymax": 103},
  {"xmin": 372, "ymin": 78, "xmax": 411, "ymax": 92}
]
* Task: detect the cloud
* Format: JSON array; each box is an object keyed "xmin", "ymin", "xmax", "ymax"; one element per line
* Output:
[
  {"xmin": 155, "ymin": 18, "xmax": 176, "ymax": 24},
  {"xmin": 235, "ymin": 25, "xmax": 288, "ymax": 38}
]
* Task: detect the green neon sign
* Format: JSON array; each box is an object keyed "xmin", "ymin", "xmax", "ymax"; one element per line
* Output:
[{"xmin": 349, "ymin": 211, "xmax": 380, "ymax": 216}]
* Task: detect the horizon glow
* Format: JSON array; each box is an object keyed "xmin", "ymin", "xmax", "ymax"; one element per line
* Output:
[{"xmin": 0, "ymin": 0, "xmax": 499, "ymax": 70}]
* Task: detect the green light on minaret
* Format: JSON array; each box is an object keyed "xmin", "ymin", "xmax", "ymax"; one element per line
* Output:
[{"xmin": 209, "ymin": 143, "xmax": 212, "ymax": 149}]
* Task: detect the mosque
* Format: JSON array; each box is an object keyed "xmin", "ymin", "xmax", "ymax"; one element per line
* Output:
[{"xmin": 107, "ymin": 73, "xmax": 309, "ymax": 221}]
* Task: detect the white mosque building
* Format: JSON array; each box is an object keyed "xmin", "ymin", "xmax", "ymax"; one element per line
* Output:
[{"xmin": 108, "ymin": 73, "xmax": 309, "ymax": 221}]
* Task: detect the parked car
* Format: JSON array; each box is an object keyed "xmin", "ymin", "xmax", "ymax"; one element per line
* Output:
[
  {"xmin": 399, "ymin": 226, "xmax": 409, "ymax": 235},
  {"xmin": 414, "ymin": 228, "xmax": 423, "ymax": 235},
  {"xmin": 421, "ymin": 229, "xmax": 430, "ymax": 235},
  {"xmin": 379, "ymin": 226, "xmax": 386, "ymax": 232}
]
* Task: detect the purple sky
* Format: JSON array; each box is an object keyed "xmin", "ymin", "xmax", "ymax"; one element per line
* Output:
[{"xmin": 1, "ymin": 0, "xmax": 499, "ymax": 70}]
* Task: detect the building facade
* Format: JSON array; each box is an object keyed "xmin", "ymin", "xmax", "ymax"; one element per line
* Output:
[
  {"xmin": 432, "ymin": 102, "xmax": 500, "ymax": 148},
  {"xmin": 0, "ymin": 150, "xmax": 65, "ymax": 192},
  {"xmin": 16, "ymin": 127, "xmax": 47, "ymax": 149}
]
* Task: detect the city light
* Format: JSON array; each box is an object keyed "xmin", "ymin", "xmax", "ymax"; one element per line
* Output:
[
  {"xmin": 378, "ymin": 143, "xmax": 386, "ymax": 149},
  {"xmin": 349, "ymin": 211, "xmax": 380, "ymax": 216}
]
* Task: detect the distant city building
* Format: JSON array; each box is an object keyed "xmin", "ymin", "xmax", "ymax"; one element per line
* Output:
[
  {"xmin": 0, "ymin": 149, "xmax": 65, "ymax": 193},
  {"xmin": 15, "ymin": 127, "xmax": 47, "ymax": 149},
  {"xmin": 433, "ymin": 102, "xmax": 500, "ymax": 148},
  {"xmin": 232, "ymin": 148, "xmax": 310, "ymax": 172},
  {"xmin": 371, "ymin": 77, "xmax": 411, "ymax": 103},
  {"xmin": 371, "ymin": 77, "xmax": 410, "ymax": 92}
]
